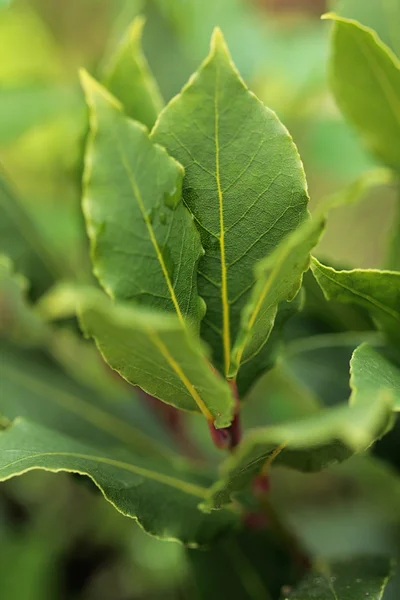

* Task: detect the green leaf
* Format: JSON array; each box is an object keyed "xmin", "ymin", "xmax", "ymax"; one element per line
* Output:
[
  {"xmin": 0, "ymin": 255, "xmax": 47, "ymax": 345},
  {"xmin": 310, "ymin": 258, "xmax": 400, "ymax": 346},
  {"xmin": 386, "ymin": 190, "xmax": 400, "ymax": 271},
  {"xmin": 80, "ymin": 71, "xmax": 204, "ymax": 327},
  {"xmin": 0, "ymin": 343, "xmax": 174, "ymax": 460},
  {"xmin": 351, "ymin": 343, "xmax": 400, "ymax": 411},
  {"xmin": 103, "ymin": 16, "xmax": 164, "ymax": 129},
  {"xmin": 0, "ymin": 84, "xmax": 83, "ymax": 146},
  {"xmin": 188, "ymin": 528, "xmax": 292, "ymax": 600},
  {"xmin": 0, "ymin": 172, "xmax": 62, "ymax": 298},
  {"xmin": 324, "ymin": 14, "xmax": 400, "ymax": 169},
  {"xmin": 152, "ymin": 28, "xmax": 309, "ymax": 376},
  {"xmin": 201, "ymin": 357, "xmax": 394, "ymax": 510},
  {"xmin": 236, "ymin": 293, "xmax": 304, "ymax": 398},
  {"xmin": 334, "ymin": 0, "xmax": 400, "ymax": 57},
  {"xmin": 283, "ymin": 556, "xmax": 393, "ymax": 600},
  {"xmin": 41, "ymin": 286, "xmax": 235, "ymax": 427},
  {"xmin": 0, "ymin": 258, "xmax": 128, "ymax": 399},
  {"xmin": 229, "ymin": 168, "xmax": 392, "ymax": 378},
  {"xmin": 0, "ymin": 419, "xmax": 236, "ymax": 547}
]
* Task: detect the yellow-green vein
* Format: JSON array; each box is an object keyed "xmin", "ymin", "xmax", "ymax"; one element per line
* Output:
[
  {"xmin": 148, "ymin": 329, "xmax": 214, "ymax": 422},
  {"xmin": 214, "ymin": 60, "xmax": 231, "ymax": 376},
  {"xmin": 114, "ymin": 131, "xmax": 185, "ymax": 325}
]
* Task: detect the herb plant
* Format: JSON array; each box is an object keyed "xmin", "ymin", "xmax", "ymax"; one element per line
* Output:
[{"xmin": 1, "ymin": 7, "xmax": 400, "ymax": 600}]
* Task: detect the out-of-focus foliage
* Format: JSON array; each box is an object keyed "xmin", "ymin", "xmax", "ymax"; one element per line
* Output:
[{"xmin": 1, "ymin": 1, "xmax": 400, "ymax": 599}]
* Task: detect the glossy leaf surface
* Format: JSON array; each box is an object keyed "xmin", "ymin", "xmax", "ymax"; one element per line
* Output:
[{"xmin": 152, "ymin": 29, "xmax": 309, "ymax": 375}]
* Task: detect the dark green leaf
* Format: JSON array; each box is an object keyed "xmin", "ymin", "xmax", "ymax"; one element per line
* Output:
[
  {"xmin": 0, "ymin": 343, "xmax": 173, "ymax": 460},
  {"xmin": 103, "ymin": 16, "xmax": 164, "ymax": 129},
  {"xmin": 283, "ymin": 556, "xmax": 393, "ymax": 600},
  {"xmin": 80, "ymin": 71, "xmax": 204, "ymax": 326},
  {"xmin": 188, "ymin": 528, "xmax": 293, "ymax": 600},
  {"xmin": 0, "ymin": 419, "xmax": 236, "ymax": 546},
  {"xmin": 310, "ymin": 258, "xmax": 400, "ymax": 346},
  {"xmin": 152, "ymin": 28, "xmax": 309, "ymax": 375}
]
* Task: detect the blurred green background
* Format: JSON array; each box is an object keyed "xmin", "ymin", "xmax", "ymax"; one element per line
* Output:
[{"xmin": 1, "ymin": 0, "xmax": 399, "ymax": 598}]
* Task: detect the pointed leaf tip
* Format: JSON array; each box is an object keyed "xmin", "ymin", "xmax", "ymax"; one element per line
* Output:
[
  {"xmin": 79, "ymin": 69, "xmax": 121, "ymax": 110},
  {"xmin": 128, "ymin": 14, "xmax": 145, "ymax": 42},
  {"xmin": 210, "ymin": 26, "xmax": 229, "ymax": 55},
  {"xmin": 320, "ymin": 11, "xmax": 337, "ymax": 21}
]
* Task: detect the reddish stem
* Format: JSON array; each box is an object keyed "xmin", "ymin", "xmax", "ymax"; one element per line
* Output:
[{"xmin": 208, "ymin": 379, "xmax": 242, "ymax": 450}]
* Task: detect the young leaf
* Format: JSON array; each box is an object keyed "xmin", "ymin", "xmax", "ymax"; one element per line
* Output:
[
  {"xmin": 351, "ymin": 343, "xmax": 400, "ymax": 411},
  {"xmin": 229, "ymin": 168, "xmax": 392, "ymax": 378},
  {"xmin": 324, "ymin": 14, "xmax": 400, "ymax": 169},
  {"xmin": 102, "ymin": 16, "xmax": 164, "ymax": 129},
  {"xmin": 201, "ymin": 353, "xmax": 394, "ymax": 510},
  {"xmin": 152, "ymin": 28, "xmax": 309, "ymax": 375},
  {"xmin": 236, "ymin": 294, "xmax": 304, "ymax": 398},
  {"xmin": 80, "ymin": 71, "xmax": 204, "ymax": 327},
  {"xmin": 310, "ymin": 258, "xmax": 400, "ymax": 345},
  {"xmin": 40, "ymin": 286, "xmax": 235, "ymax": 427},
  {"xmin": 0, "ymin": 419, "xmax": 236, "ymax": 547},
  {"xmin": 283, "ymin": 556, "xmax": 393, "ymax": 600}
]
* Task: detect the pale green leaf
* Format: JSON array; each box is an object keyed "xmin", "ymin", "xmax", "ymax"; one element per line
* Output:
[
  {"xmin": 283, "ymin": 556, "xmax": 393, "ymax": 600},
  {"xmin": 80, "ymin": 71, "xmax": 204, "ymax": 326},
  {"xmin": 324, "ymin": 14, "xmax": 400, "ymax": 169},
  {"xmin": 40, "ymin": 286, "xmax": 235, "ymax": 427},
  {"xmin": 310, "ymin": 258, "xmax": 400, "ymax": 345},
  {"xmin": 201, "ymin": 354, "xmax": 394, "ymax": 510},
  {"xmin": 351, "ymin": 343, "xmax": 400, "ymax": 411},
  {"xmin": 0, "ymin": 419, "xmax": 236, "ymax": 547},
  {"xmin": 152, "ymin": 28, "xmax": 309, "ymax": 376},
  {"xmin": 335, "ymin": 0, "xmax": 400, "ymax": 57},
  {"xmin": 230, "ymin": 169, "xmax": 392, "ymax": 377},
  {"xmin": 103, "ymin": 16, "xmax": 164, "ymax": 129}
]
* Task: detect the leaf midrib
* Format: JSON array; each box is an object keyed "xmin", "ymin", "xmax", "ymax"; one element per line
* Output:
[
  {"xmin": 0, "ymin": 449, "xmax": 208, "ymax": 498},
  {"xmin": 112, "ymin": 125, "xmax": 184, "ymax": 325},
  {"xmin": 214, "ymin": 61, "xmax": 231, "ymax": 376},
  {"xmin": 148, "ymin": 328, "xmax": 213, "ymax": 421}
]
